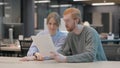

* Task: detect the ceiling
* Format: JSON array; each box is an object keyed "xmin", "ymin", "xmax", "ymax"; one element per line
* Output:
[
  {"xmin": 51, "ymin": 0, "xmax": 120, "ymax": 5},
  {"xmin": 82, "ymin": 0, "xmax": 120, "ymax": 5}
]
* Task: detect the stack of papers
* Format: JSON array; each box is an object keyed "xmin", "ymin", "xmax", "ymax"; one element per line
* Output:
[{"xmin": 31, "ymin": 34, "xmax": 56, "ymax": 56}]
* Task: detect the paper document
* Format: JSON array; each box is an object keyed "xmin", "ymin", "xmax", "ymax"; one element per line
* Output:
[{"xmin": 31, "ymin": 34, "xmax": 56, "ymax": 56}]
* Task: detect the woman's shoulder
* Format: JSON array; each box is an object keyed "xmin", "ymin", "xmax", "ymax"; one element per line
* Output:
[{"xmin": 58, "ymin": 31, "xmax": 68, "ymax": 36}]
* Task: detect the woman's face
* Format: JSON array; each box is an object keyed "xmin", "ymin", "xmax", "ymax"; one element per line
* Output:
[{"xmin": 47, "ymin": 18, "xmax": 59, "ymax": 36}]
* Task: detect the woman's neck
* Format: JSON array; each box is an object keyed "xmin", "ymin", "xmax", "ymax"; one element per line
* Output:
[{"xmin": 50, "ymin": 30, "xmax": 59, "ymax": 36}]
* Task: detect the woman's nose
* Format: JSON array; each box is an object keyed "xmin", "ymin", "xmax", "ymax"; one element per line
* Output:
[{"xmin": 50, "ymin": 25, "xmax": 54, "ymax": 28}]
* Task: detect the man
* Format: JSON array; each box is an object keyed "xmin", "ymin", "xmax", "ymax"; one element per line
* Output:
[{"xmin": 51, "ymin": 8, "xmax": 107, "ymax": 63}]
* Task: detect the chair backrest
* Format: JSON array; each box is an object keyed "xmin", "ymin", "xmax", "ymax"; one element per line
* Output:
[
  {"xmin": 19, "ymin": 40, "xmax": 32, "ymax": 57},
  {"xmin": 103, "ymin": 44, "xmax": 120, "ymax": 61}
]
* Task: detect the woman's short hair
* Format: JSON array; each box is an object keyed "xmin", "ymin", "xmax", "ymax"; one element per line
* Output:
[{"xmin": 47, "ymin": 12, "xmax": 61, "ymax": 26}]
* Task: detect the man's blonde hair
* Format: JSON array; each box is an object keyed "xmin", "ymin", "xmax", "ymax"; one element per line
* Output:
[{"xmin": 63, "ymin": 8, "xmax": 82, "ymax": 24}]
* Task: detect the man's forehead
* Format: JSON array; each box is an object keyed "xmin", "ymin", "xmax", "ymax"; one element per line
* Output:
[{"xmin": 63, "ymin": 14, "xmax": 72, "ymax": 19}]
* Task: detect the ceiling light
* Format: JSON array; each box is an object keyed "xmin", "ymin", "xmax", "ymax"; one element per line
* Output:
[
  {"xmin": 92, "ymin": 0, "xmax": 115, "ymax": 6},
  {"xmin": 50, "ymin": 4, "xmax": 72, "ymax": 8},
  {"xmin": 0, "ymin": 2, "xmax": 8, "ymax": 5},
  {"xmin": 73, "ymin": 0, "xmax": 89, "ymax": 1},
  {"xmin": 34, "ymin": 0, "xmax": 50, "ymax": 3}
]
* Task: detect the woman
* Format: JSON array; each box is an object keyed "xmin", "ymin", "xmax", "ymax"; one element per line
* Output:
[{"xmin": 21, "ymin": 12, "xmax": 67, "ymax": 61}]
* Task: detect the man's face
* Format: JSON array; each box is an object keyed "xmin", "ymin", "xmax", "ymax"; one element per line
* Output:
[{"xmin": 63, "ymin": 14, "xmax": 75, "ymax": 32}]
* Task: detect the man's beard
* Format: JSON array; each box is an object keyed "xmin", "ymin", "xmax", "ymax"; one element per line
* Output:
[{"xmin": 66, "ymin": 23, "xmax": 75, "ymax": 32}]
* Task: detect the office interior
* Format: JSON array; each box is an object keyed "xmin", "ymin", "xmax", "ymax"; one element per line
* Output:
[{"xmin": 0, "ymin": 0, "xmax": 120, "ymax": 61}]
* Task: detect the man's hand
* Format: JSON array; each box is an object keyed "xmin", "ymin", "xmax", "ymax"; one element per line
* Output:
[
  {"xmin": 50, "ymin": 52, "xmax": 67, "ymax": 63},
  {"xmin": 20, "ymin": 56, "xmax": 36, "ymax": 61}
]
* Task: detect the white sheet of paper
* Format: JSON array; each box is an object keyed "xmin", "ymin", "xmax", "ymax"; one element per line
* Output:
[{"xmin": 31, "ymin": 34, "xmax": 56, "ymax": 56}]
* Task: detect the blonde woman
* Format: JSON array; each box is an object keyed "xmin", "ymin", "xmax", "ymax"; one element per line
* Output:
[{"xmin": 21, "ymin": 12, "xmax": 67, "ymax": 61}]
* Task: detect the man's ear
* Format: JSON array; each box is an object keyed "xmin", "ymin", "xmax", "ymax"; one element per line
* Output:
[{"xmin": 75, "ymin": 18, "xmax": 79, "ymax": 24}]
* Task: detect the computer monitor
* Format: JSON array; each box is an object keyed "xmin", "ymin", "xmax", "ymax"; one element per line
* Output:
[
  {"xmin": 119, "ymin": 21, "xmax": 120, "ymax": 38},
  {"xmin": 3, "ymin": 23, "xmax": 24, "ymax": 39}
]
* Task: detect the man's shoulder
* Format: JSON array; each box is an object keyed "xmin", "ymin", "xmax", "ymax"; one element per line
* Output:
[
  {"xmin": 84, "ymin": 26, "xmax": 97, "ymax": 33},
  {"xmin": 83, "ymin": 26, "xmax": 99, "ymax": 38}
]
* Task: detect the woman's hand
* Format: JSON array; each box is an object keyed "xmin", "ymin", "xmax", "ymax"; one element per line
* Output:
[
  {"xmin": 20, "ymin": 56, "xmax": 36, "ymax": 61},
  {"xmin": 34, "ymin": 52, "xmax": 44, "ymax": 61}
]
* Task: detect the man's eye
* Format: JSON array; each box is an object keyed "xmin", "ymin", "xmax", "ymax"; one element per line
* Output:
[
  {"xmin": 54, "ymin": 23, "xmax": 57, "ymax": 25},
  {"xmin": 49, "ymin": 23, "xmax": 51, "ymax": 25}
]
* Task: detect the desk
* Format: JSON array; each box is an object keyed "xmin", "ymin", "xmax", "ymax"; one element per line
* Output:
[
  {"xmin": 0, "ymin": 46, "xmax": 21, "ymax": 57},
  {"xmin": 101, "ymin": 39, "xmax": 120, "ymax": 44},
  {"xmin": 0, "ymin": 57, "xmax": 120, "ymax": 68}
]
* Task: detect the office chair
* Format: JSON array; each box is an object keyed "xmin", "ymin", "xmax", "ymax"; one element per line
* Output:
[{"xmin": 19, "ymin": 40, "xmax": 32, "ymax": 57}]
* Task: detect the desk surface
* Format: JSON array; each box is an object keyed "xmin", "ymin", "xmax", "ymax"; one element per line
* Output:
[{"xmin": 0, "ymin": 57, "xmax": 120, "ymax": 68}]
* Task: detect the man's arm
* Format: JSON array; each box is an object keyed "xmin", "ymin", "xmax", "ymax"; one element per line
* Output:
[{"xmin": 66, "ymin": 30, "xmax": 99, "ymax": 63}]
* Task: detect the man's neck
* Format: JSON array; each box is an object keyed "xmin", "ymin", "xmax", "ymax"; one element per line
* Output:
[{"xmin": 72, "ymin": 24, "xmax": 84, "ymax": 35}]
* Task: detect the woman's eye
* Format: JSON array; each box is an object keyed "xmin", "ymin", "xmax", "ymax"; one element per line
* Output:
[{"xmin": 48, "ymin": 23, "xmax": 51, "ymax": 25}]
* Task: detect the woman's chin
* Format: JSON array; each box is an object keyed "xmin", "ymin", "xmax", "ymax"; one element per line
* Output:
[{"xmin": 50, "ymin": 32, "xmax": 56, "ymax": 36}]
